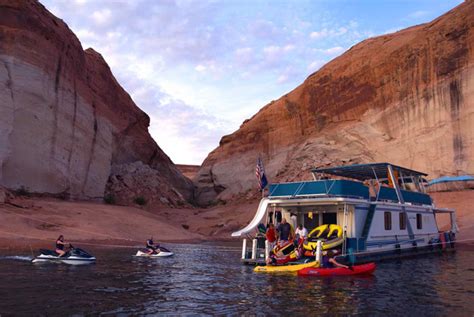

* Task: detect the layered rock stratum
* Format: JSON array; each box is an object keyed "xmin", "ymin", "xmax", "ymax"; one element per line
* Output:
[
  {"xmin": 0, "ymin": 0, "xmax": 193, "ymax": 203},
  {"xmin": 195, "ymin": 1, "xmax": 474, "ymax": 205},
  {"xmin": 176, "ymin": 164, "xmax": 201, "ymax": 180}
]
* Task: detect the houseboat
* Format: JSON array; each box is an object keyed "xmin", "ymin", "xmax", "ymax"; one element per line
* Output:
[{"xmin": 232, "ymin": 163, "xmax": 458, "ymax": 265}]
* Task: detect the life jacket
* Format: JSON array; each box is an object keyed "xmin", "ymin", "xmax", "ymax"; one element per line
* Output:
[{"xmin": 56, "ymin": 240, "xmax": 64, "ymax": 250}]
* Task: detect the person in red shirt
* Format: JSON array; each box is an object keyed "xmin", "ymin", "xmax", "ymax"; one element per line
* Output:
[{"xmin": 266, "ymin": 223, "xmax": 277, "ymax": 250}]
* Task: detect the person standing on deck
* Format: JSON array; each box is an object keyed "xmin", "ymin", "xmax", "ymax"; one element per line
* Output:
[
  {"xmin": 277, "ymin": 218, "xmax": 292, "ymax": 244},
  {"xmin": 265, "ymin": 223, "xmax": 277, "ymax": 250},
  {"xmin": 290, "ymin": 213, "xmax": 297, "ymax": 231},
  {"xmin": 295, "ymin": 224, "xmax": 308, "ymax": 240}
]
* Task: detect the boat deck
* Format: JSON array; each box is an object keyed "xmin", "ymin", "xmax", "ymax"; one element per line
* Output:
[
  {"xmin": 241, "ymin": 258, "xmax": 266, "ymax": 265},
  {"xmin": 241, "ymin": 242, "xmax": 456, "ymax": 266}
]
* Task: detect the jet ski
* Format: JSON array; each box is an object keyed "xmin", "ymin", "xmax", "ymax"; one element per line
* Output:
[
  {"xmin": 134, "ymin": 246, "xmax": 174, "ymax": 257},
  {"xmin": 32, "ymin": 244, "xmax": 96, "ymax": 265}
]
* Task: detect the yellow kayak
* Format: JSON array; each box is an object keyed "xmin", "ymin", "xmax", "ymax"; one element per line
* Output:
[{"xmin": 254, "ymin": 260, "xmax": 318, "ymax": 273}]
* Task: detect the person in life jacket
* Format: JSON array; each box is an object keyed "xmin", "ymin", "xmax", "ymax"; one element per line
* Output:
[
  {"xmin": 321, "ymin": 249, "xmax": 350, "ymax": 269},
  {"xmin": 146, "ymin": 237, "xmax": 160, "ymax": 255}
]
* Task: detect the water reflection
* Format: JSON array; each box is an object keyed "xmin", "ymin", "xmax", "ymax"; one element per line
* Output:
[{"xmin": 0, "ymin": 244, "xmax": 473, "ymax": 315}]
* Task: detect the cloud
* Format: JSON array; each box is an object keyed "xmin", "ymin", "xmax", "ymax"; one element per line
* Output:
[
  {"xmin": 263, "ymin": 45, "xmax": 295, "ymax": 55},
  {"xmin": 276, "ymin": 74, "xmax": 288, "ymax": 84},
  {"xmin": 311, "ymin": 46, "xmax": 345, "ymax": 56},
  {"xmin": 309, "ymin": 27, "xmax": 348, "ymax": 40},
  {"xmin": 324, "ymin": 46, "xmax": 344, "ymax": 55},
  {"xmin": 307, "ymin": 60, "xmax": 327, "ymax": 72},
  {"xmin": 195, "ymin": 64, "xmax": 206, "ymax": 72},
  {"xmin": 338, "ymin": 27, "xmax": 348, "ymax": 35},
  {"xmin": 128, "ymin": 80, "xmax": 230, "ymax": 165},
  {"xmin": 39, "ymin": 0, "xmax": 398, "ymax": 164},
  {"xmin": 310, "ymin": 29, "xmax": 329, "ymax": 39},
  {"xmin": 258, "ymin": 44, "xmax": 300, "ymax": 69},
  {"xmin": 276, "ymin": 66, "xmax": 304, "ymax": 84},
  {"xmin": 234, "ymin": 47, "xmax": 254, "ymax": 66},
  {"xmin": 262, "ymin": 45, "xmax": 283, "ymax": 64},
  {"xmin": 75, "ymin": 28, "xmax": 97, "ymax": 42},
  {"xmin": 91, "ymin": 8, "xmax": 112, "ymax": 26},
  {"xmin": 46, "ymin": 5, "xmax": 59, "ymax": 16},
  {"xmin": 248, "ymin": 19, "xmax": 279, "ymax": 40}
]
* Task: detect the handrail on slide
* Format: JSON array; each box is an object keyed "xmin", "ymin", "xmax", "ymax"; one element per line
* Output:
[{"xmin": 231, "ymin": 198, "xmax": 270, "ymax": 237}]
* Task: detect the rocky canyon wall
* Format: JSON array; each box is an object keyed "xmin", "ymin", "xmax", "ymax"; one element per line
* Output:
[
  {"xmin": 0, "ymin": 0, "xmax": 193, "ymax": 202},
  {"xmin": 195, "ymin": 1, "xmax": 474, "ymax": 205}
]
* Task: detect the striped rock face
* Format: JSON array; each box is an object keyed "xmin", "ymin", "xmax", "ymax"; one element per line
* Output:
[
  {"xmin": 195, "ymin": 1, "xmax": 474, "ymax": 205},
  {"xmin": 0, "ymin": 1, "xmax": 193, "ymax": 202}
]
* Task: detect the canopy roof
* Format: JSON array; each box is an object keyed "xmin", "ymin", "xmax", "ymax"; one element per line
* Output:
[
  {"xmin": 312, "ymin": 163, "xmax": 427, "ymax": 181},
  {"xmin": 427, "ymin": 175, "xmax": 474, "ymax": 186}
]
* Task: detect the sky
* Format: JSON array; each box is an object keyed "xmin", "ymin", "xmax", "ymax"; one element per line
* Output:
[{"xmin": 41, "ymin": 0, "xmax": 463, "ymax": 165}]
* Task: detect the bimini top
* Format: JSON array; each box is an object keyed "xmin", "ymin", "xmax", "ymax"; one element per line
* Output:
[
  {"xmin": 427, "ymin": 175, "xmax": 474, "ymax": 186},
  {"xmin": 312, "ymin": 162, "xmax": 427, "ymax": 181}
]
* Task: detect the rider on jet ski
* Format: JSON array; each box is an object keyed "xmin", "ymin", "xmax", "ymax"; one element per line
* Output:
[
  {"xmin": 56, "ymin": 235, "xmax": 68, "ymax": 257},
  {"xmin": 146, "ymin": 237, "xmax": 160, "ymax": 255}
]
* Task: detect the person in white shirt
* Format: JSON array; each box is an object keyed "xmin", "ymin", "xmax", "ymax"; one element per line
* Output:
[{"xmin": 295, "ymin": 224, "xmax": 308, "ymax": 240}]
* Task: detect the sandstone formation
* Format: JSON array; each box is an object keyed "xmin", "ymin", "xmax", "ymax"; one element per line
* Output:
[
  {"xmin": 106, "ymin": 161, "xmax": 190, "ymax": 207},
  {"xmin": 195, "ymin": 1, "xmax": 474, "ymax": 205},
  {"xmin": 0, "ymin": 186, "xmax": 8, "ymax": 204},
  {"xmin": 176, "ymin": 164, "xmax": 201, "ymax": 180},
  {"xmin": 0, "ymin": 0, "xmax": 193, "ymax": 202}
]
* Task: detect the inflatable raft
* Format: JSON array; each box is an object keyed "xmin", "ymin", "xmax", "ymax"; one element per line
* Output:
[
  {"xmin": 303, "ymin": 224, "xmax": 344, "ymax": 255},
  {"xmin": 266, "ymin": 239, "xmax": 306, "ymax": 265},
  {"xmin": 297, "ymin": 262, "xmax": 376, "ymax": 277}
]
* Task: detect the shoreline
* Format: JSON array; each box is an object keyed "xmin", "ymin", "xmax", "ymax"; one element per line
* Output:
[
  {"xmin": 0, "ymin": 236, "xmax": 241, "ymax": 253},
  {"xmin": 1, "ymin": 237, "xmax": 472, "ymax": 254},
  {"xmin": 0, "ymin": 196, "xmax": 249, "ymax": 252},
  {"xmin": 0, "ymin": 189, "xmax": 472, "ymax": 253}
]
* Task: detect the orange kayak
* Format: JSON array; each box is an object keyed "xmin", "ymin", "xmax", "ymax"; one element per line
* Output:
[{"xmin": 297, "ymin": 262, "xmax": 376, "ymax": 277}]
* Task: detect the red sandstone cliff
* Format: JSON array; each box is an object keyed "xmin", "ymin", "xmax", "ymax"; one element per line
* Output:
[
  {"xmin": 176, "ymin": 164, "xmax": 201, "ymax": 180},
  {"xmin": 0, "ymin": 0, "xmax": 193, "ymax": 204},
  {"xmin": 195, "ymin": 1, "xmax": 474, "ymax": 205}
]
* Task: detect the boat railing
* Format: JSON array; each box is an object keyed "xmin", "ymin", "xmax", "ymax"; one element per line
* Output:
[
  {"xmin": 433, "ymin": 207, "xmax": 458, "ymax": 233},
  {"xmin": 370, "ymin": 233, "xmax": 440, "ymax": 238},
  {"xmin": 241, "ymin": 236, "xmax": 268, "ymax": 265},
  {"xmin": 269, "ymin": 180, "xmax": 370, "ymax": 200},
  {"xmin": 346, "ymin": 230, "xmax": 456, "ymax": 254},
  {"xmin": 377, "ymin": 186, "xmax": 432, "ymax": 205},
  {"xmin": 268, "ymin": 180, "xmax": 432, "ymax": 205}
]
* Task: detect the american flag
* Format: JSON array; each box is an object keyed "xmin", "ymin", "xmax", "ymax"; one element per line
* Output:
[{"xmin": 256, "ymin": 157, "xmax": 268, "ymax": 191}]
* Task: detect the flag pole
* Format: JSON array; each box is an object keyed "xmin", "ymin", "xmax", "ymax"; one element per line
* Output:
[{"xmin": 256, "ymin": 156, "xmax": 268, "ymax": 198}]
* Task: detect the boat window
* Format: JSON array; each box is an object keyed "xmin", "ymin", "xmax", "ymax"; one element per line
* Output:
[
  {"xmin": 416, "ymin": 213, "xmax": 422, "ymax": 229},
  {"xmin": 322, "ymin": 212, "xmax": 337, "ymax": 225},
  {"xmin": 275, "ymin": 211, "xmax": 282, "ymax": 224},
  {"xmin": 268, "ymin": 211, "xmax": 274, "ymax": 224},
  {"xmin": 399, "ymin": 212, "xmax": 407, "ymax": 230},
  {"xmin": 304, "ymin": 212, "xmax": 319, "ymax": 232},
  {"xmin": 384, "ymin": 212, "xmax": 392, "ymax": 230}
]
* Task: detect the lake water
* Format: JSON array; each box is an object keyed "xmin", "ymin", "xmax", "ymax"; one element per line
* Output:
[{"xmin": 0, "ymin": 243, "xmax": 473, "ymax": 316}]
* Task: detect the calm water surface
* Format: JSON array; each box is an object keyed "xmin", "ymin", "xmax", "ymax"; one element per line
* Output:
[{"xmin": 0, "ymin": 243, "xmax": 473, "ymax": 316}]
